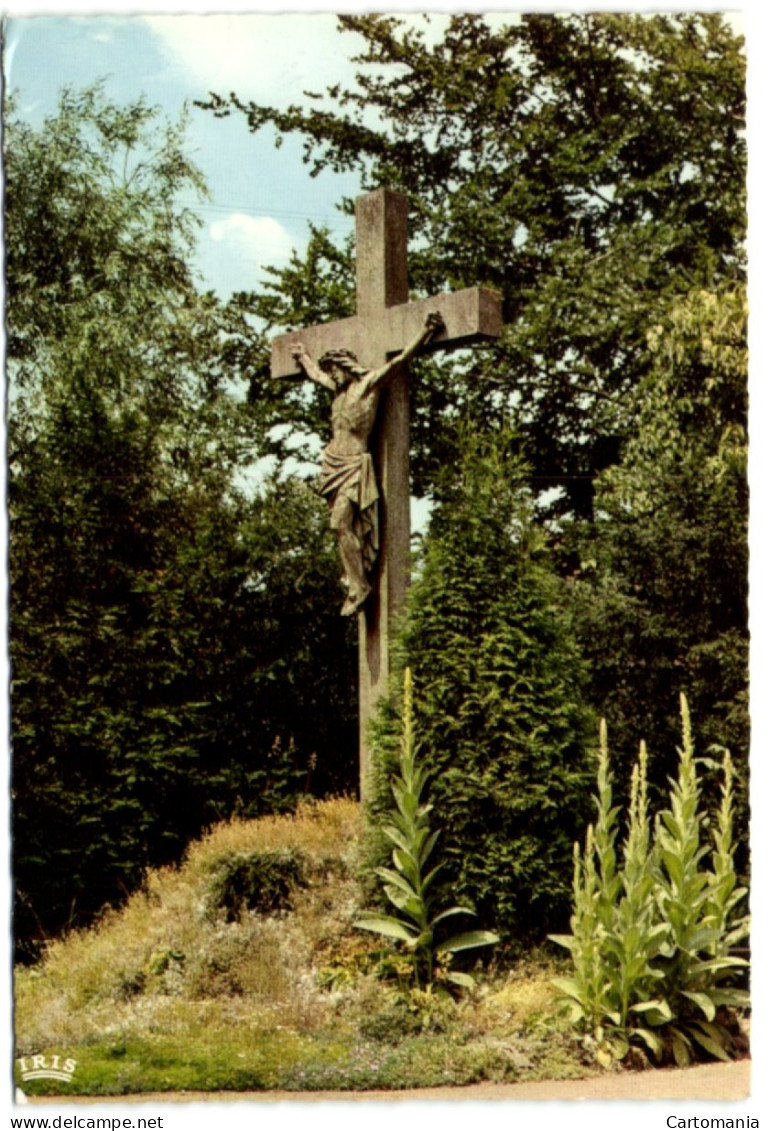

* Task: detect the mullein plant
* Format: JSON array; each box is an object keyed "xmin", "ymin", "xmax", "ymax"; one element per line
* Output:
[
  {"xmin": 550, "ymin": 725, "xmax": 668, "ymax": 1064},
  {"xmin": 704, "ymin": 749, "xmax": 749, "ymax": 960},
  {"xmin": 551, "ymin": 695, "xmax": 749, "ymax": 1067},
  {"xmin": 550, "ymin": 723, "xmax": 619, "ymax": 1044},
  {"xmin": 355, "ymin": 669, "xmax": 499, "ymax": 992},
  {"xmin": 648, "ymin": 699, "xmax": 750, "ymax": 1065}
]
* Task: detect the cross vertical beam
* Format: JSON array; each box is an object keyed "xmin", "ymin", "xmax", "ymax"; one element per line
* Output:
[
  {"xmin": 270, "ymin": 188, "xmax": 502, "ymax": 803},
  {"xmin": 354, "ymin": 190, "xmax": 410, "ymax": 797}
]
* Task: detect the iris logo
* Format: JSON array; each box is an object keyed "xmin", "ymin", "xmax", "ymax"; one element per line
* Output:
[{"xmin": 16, "ymin": 1054, "xmax": 77, "ymax": 1083}]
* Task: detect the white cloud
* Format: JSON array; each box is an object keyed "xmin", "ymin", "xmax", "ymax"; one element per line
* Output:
[
  {"xmin": 197, "ymin": 211, "xmax": 295, "ymax": 296},
  {"xmin": 210, "ymin": 212, "xmax": 293, "ymax": 262},
  {"xmin": 140, "ymin": 13, "xmax": 468, "ymax": 109},
  {"xmin": 142, "ymin": 14, "xmax": 352, "ymax": 105}
]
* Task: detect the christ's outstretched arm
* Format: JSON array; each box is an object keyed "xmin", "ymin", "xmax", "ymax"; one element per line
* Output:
[
  {"xmin": 288, "ymin": 343, "xmax": 336, "ymax": 390},
  {"xmin": 361, "ymin": 312, "xmax": 445, "ymax": 395}
]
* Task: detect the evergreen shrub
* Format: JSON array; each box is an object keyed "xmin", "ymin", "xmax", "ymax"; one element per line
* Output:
[
  {"xmin": 206, "ymin": 849, "xmax": 308, "ymax": 920},
  {"xmin": 370, "ymin": 431, "xmax": 593, "ymax": 943}
]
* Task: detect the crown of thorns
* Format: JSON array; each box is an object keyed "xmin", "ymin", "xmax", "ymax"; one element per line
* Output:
[{"xmin": 318, "ymin": 349, "xmax": 367, "ymax": 375}]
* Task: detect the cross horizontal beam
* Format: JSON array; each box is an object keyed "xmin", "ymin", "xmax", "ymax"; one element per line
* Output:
[{"xmin": 271, "ymin": 285, "xmax": 502, "ymax": 379}]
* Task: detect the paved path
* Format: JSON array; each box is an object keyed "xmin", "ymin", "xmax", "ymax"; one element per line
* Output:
[{"xmin": 28, "ymin": 1059, "xmax": 750, "ymax": 1104}]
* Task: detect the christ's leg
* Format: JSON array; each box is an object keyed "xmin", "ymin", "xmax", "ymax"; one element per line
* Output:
[{"xmin": 330, "ymin": 494, "xmax": 371, "ymax": 615}]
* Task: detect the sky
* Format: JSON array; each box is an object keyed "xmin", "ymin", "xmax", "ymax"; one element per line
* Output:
[
  {"xmin": 1, "ymin": 11, "xmax": 507, "ymax": 492},
  {"xmin": 4, "ymin": 13, "xmax": 370, "ymax": 295},
  {"xmin": 4, "ymin": 11, "xmax": 508, "ymax": 297},
  {"xmin": 3, "ymin": 6, "xmax": 770, "ymax": 1129},
  {"xmin": 3, "ymin": 10, "xmax": 555, "ymax": 296},
  {"xmin": 5, "ymin": 7, "xmax": 751, "ymax": 299}
]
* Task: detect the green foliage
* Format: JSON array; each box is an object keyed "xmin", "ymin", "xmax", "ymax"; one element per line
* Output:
[
  {"xmin": 356, "ymin": 670, "xmax": 498, "ymax": 990},
  {"xmin": 15, "ymin": 1021, "xmax": 583, "ymax": 1097},
  {"xmin": 15, "ymin": 801, "xmax": 584, "ymax": 1096},
  {"xmin": 202, "ymin": 13, "xmax": 745, "ymax": 519},
  {"xmin": 570, "ymin": 284, "xmax": 749, "ymax": 861},
  {"xmin": 206, "ymin": 849, "xmax": 309, "ymax": 921},
  {"xmin": 7, "ymin": 85, "xmax": 358, "ymax": 958},
  {"xmin": 550, "ymin": 697, "xmax": 749, "ymax": 1067},
  {"xmin": 370, "ymin": 431, "xmax": 593, "ymax": 943},
  {"xmin": 6, "ymin": 84, "xmax": 206, "ymax": 379}
]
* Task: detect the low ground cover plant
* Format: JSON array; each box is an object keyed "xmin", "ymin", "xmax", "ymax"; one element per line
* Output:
[
  {"xmin": 14, "ymin": 798, "xmax": 580, "ymax": 1096},
  {"xmin": 14, "ymin": 695, "xmax": 748, "ymax": 1097},
  {"xmin": 550, "ymin": 696, "xmax": 749, "ymax": 1067}
]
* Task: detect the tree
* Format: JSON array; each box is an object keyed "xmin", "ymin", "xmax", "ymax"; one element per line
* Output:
[
  {"xmin": 202, "ymin": 12, "xmax": 745, "ymax": 519},
  {"xmin": 369, "ymin": 431, "xmax": 594, "ymax": 943},
  {"xmin": 568, "ymin": 285, "xmax": 749, "ymax": 858},
  {"xmin": 7, "ymin": 86, "xmax": 358, "ymax": 957},
  {"xmin": 202, "ymin": 12, "xmax": 748, "ymax": 869}
]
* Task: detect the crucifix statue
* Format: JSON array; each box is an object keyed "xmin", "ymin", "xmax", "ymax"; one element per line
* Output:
[
  {"xmin": 271, "ymin": 188, "xmax": 501, "ymax": 799},
  {"xmin": 290, "ymin": 311, "xmax": 445, "ymax": 618}
]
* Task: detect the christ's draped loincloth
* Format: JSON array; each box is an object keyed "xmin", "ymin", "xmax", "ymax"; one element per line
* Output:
[{"xmin": 316, "ymin": 448, "xmax": 380, "ymax": 575}]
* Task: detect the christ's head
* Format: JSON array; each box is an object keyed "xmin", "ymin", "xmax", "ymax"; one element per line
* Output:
[{"xmin": 319, "ymin": 349, "xmax": 368, "ymax": 389}]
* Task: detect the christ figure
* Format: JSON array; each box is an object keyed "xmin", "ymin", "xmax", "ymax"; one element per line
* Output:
[{"xmin": 290, "ymin": 311, "xmax": 444, "ymax": 615}]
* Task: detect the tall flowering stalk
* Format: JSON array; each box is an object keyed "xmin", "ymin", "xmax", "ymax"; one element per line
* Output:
[
  {"xmin": 705, "ymin": 749, "xmax": 749, "ymax": 957},
  {"xmin": 551, "ymin": 698, "xmax": 749, "ymax": 1066},
  {"xmin": 551, "ymin": 723, "xmax": 620, "ymax": 1044},
  {"xmin": 356, "ymin": 669, "xmax": 498, "ymax": 990}
]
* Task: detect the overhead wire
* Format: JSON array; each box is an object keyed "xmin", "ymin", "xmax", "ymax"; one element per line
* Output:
[{"xmin": 177, "ymin": 197, "xmax": 353, "ymax": 228}]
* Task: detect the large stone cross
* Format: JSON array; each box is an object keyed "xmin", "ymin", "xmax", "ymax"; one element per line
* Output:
[{"xmin": 271, "ymin": 188, "xmax": 501, "ymax": 799}]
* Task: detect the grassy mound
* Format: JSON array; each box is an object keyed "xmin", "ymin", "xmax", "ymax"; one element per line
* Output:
[{"xmin": 14, "ymin": 797, "xmax": 585, "ymax": 1096}]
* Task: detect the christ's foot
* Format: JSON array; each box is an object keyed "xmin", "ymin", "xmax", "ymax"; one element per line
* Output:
[{"xmin": 341, "ymin": 582, "xmax": 371, "ymax": 616}]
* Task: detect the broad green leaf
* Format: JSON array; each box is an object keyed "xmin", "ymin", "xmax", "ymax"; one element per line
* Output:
[
  {"xmin": 430, "ymin": 905, "xmax": 474, "ymax": 927},
  {"xmin": 671, "ymin": 1033, "xmax": 693, "ymax": 1068},
  {"xmin": 633, "ymin": 1026, "xmax": 664, "ymax": 1058},
  {"xmin": 709, "ymin": 988, "xmax": 750, "ymax": 1009},
  {"xmin": 382, "ymin": 824, "xmax": 413, "ymax": 855},
  {"xmin": 547, "ymin": 933, "xmax": 576, "ymax": 952},
  {"xmin": 596, "ymin": 1046, "xmax": 616, "ymax": 1069},
  {"xmin": 354, "ymin": 915, "xmax": 416, "ymax": 943},
  {"xmin": 400, "ymin": 895, "xmax": 427, "ymax": 925},
  {"xmin": 681, "ymin": 990, "xmax": 717, "ymax": 1021},
  {"xmin": 688, "ymin": 1023, "xmax": 730, "ymax": 1061},
  {"xmin": 550, "ymin": 976, "xmax": 585, "ymax": 1003},
  {"xmin": 690, "ymin": 956, "xmax": 748, "ymax": 976},
  {"xmin": 421, "ymin": 863, "xmax": 444, "ymax": 893},
  {"xmin": 392, "ymin": 847, "xmax": 421, "ymax": 887},
  {"xmin": 445, "ymin": 971, "xmax": 475, "ymax": 989},
  {"xmin": 384, "ymin": 884, "xmax": 409, "ymax": 910},
  {"xmin": 724, "ymin": 922, "xmax": 750, "ymax": 947},
  {"xmin": 685, "ymin": 926, "xmax": 723, "ymax": 951},
  {"xmin": 629, "ymin": 999, "xmax": 673, "ymax": 1025},
  {"xmin": 419, "ymin": 829, "xmax": 441, "ymax": 867},
  {"xmin": 375, "ymin": 867, "xmax": 418, "ymax": 902},
  {"xmin": 435, "ymin": 929, "xmax": 499, "ymax": 955}
]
